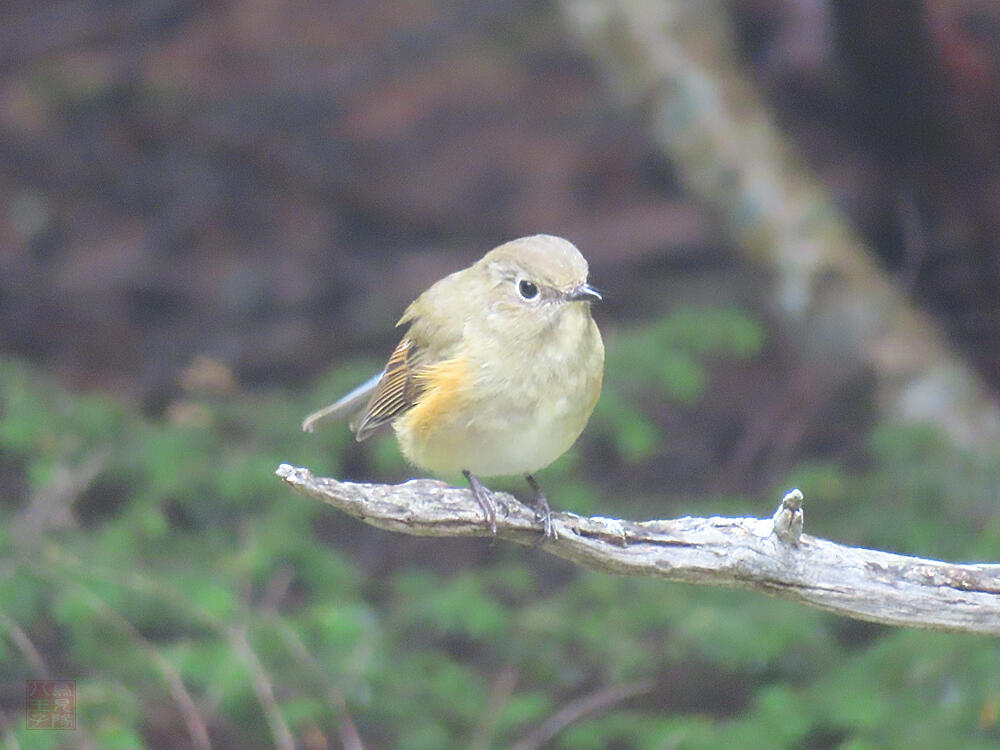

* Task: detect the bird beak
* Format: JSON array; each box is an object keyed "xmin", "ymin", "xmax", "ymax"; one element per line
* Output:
[{"xmin": 566, "ymin": 283, "xmax": 602, "ymax": 303}]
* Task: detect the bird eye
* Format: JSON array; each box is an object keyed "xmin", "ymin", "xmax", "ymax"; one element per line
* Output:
[{"xmin": 518, "ymin": 279, "xmax": 539, "ymax": 300}]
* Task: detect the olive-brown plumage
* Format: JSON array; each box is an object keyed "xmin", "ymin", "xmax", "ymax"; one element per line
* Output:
[{"xmin": 303, "ymin": 234, "xmax": 604, "ymax": 536}]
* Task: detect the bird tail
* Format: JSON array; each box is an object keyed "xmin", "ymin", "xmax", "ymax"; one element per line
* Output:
[{"xmin": 301, "ymin": 372, "xmax": 382, "ymax": 433}]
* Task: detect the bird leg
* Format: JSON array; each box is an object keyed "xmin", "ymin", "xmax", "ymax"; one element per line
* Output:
[
  {"xmin": 525, "ymin": 474, "xmax": 556, "ymax": 539},
  {"xmin": 463, "ymin": 470, "xmax": 497, "ymax": 535}
]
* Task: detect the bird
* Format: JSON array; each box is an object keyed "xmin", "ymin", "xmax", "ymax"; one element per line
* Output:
[{"xmin": 302, "ymin": 234, "xmax": 604, "ymax": 538}]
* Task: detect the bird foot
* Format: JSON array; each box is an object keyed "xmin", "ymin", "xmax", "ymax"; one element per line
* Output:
[
  {"xmin": 463, "ymin": 470, "xmax": 497, "ymax": 535},
  {"xmin": 525, "ymin": 474, "xmax": 557, "ymax": 540}
]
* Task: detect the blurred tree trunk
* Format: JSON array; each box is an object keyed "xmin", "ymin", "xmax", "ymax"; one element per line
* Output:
[{"xmin": 560, "ymin": 0, "xmax": 1000, "ymax": 449}]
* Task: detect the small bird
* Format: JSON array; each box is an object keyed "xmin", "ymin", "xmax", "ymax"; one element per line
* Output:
[{"xmin": 303, "ymin": 234, "xmax": 604, "ymax": 537}]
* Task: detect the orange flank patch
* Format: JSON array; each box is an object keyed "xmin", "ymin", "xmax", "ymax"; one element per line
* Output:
[{"xmin": 402, "ymin": 357, "xmax": 471, "ymax": 437}]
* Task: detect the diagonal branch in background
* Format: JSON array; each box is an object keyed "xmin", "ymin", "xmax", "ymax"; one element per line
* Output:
[
  {"xmin": 560, "ymin": 0, "xmax": 1000, "ymax": 448},
  {"xmin": 277, "ymin": 464, "xmax": 1000, "ymax": 637}
]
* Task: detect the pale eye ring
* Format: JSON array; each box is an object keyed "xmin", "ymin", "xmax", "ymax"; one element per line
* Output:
[{"xmin": 518, "ymin": 279, "xmax": 539, "ymax": 300}]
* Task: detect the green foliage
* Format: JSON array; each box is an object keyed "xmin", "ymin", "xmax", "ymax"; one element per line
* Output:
[
  {"xmin": 0, "ymin": 295, "xmax": 998, "ymax": 750},
  {"xmin": 594, "ymin": 306, "xmax": 765, "ymax": 461},
  {"xmin": 786, "ymin": 423, "xmax": 1000, "ymax": 560}
]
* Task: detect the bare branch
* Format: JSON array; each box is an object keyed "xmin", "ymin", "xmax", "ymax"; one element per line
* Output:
[
  {"xmin": 471, "ymin": 665, "xmax": 518, "ymax": 750},
  {"xmin": 0, "ymin": 596, "xmax": 100, "ymax": 750},
  {"xmin": 0, "ymin": 612, "xmax": 50, "ymax": 679},
  {"xmin": 510, "ymin": 679, "xmax": 654, "ymax": 750},
  {"xmin": 267, "ymin": 616, "xmax": 366, "ymax": 750},
  {"xmin": 14, "ymin": 450, "xmax": 108, "ymax": 546},
  {"xmin": 0, "ymin": 704, "xmax": 22, "ymax": 750},
  {"xmin": 70, "ymin": 582, "xmax": 213, "ymax": 750},
  {"xmin": 277, "ymin": 465, "xmax": 1000, "ymax": 637},
  {"xmin": 227, "ymin": 626, "xmax": 295, "ymax": 750}
]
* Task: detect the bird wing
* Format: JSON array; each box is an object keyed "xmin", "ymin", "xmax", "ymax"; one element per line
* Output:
[
  {"xmin": 353, "ymin": 337, "xmax": 428, "ymax": 441},
  {"xmin": 305, "ymin": 270, "xmax": 465, "ymax": 440}
]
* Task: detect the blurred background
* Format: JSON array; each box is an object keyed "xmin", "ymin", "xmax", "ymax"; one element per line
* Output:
[{"xmin": 1, "ymin": 0, "xmax": 1000, "ymax": 748}]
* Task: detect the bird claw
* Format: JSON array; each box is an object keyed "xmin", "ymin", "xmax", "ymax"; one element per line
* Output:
[
  {"xmin": 463, "ymin": 470, "xmax": 498, "ymax": 535},
  {"xmin": 462, "ymin": 472, "xmax": 559, "ymax": 540},
  {"xmin": 526, "ymin": 474, "xmax": 558, "ymax": 540}
]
